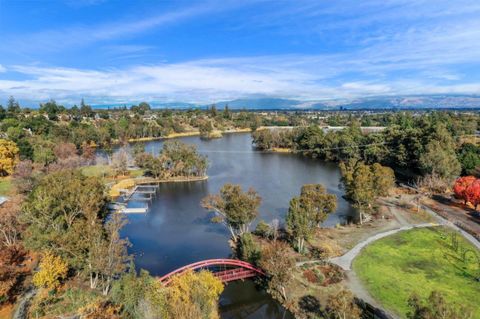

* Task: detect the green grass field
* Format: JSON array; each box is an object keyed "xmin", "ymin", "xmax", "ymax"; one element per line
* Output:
[
  {"xmin": 81, "ymin": 165, "xmax": 144, "ymax": 179},
  {"xmin": 353, "ymin": 227, "xmax": 480, "ymax": 318},
  {"xmin": 0, "ymin": 178, "xmax": 12, "ymax": 196},
  {"xmin": 81, "ymin": 165, "xmax": 113, "ymax": 178}
]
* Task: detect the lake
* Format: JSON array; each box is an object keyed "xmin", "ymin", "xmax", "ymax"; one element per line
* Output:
[{"xmin": 120, "ymin": 132, "xmax": 358, "ymax": 318}]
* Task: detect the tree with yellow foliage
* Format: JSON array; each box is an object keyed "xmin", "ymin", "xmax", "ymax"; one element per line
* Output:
[
  {"xmin": 33, "ymin": 251, "xmax": 68, "ymax": 290},
  {"xmin": 0, "ymin": 139, "xmax": 19, "ymax": 176},
  {"xmin": 166, "ymin": 270, "xmax": 224, "ymax": 319}
]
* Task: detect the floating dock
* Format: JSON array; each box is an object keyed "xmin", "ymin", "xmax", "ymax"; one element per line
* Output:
[{"xmin": 110, "ymin": 183, "xmax": 159, "ymax": 214}]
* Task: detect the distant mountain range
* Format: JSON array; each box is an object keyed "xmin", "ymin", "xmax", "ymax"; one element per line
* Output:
[{"xmin": 93, "ymin": 94, "xmax": 480, "ymax": 110}]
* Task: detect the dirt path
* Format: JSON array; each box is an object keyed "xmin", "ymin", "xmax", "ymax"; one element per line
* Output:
[{"xmin": 12, "ymin": 288, "xmax": 36, "ymax": 319}]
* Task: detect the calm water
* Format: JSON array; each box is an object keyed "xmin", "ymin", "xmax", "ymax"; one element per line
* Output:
[{"xmin": 120, "ymin": 133, "xmax": 357, "ymax": 318}]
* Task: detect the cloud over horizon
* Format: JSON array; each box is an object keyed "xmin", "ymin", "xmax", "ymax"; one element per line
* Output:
[{"xmin": 0, "ymin": 0, "xmax": 480, "ymax": 105}]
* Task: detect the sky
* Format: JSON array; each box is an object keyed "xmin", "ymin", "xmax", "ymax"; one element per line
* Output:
[{"xmin": 1, "ymin": 0, "xmax": 480, "ymax": 106}]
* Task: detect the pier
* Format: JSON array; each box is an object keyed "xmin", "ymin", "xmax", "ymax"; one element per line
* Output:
[{"xmin": 110, "ymin": 183, "xmax": 159, "ymax": 214}]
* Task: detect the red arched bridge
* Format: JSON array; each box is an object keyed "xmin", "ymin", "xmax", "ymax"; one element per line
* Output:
[{"xmin": 158, "ymin": 259, "xmax": 265, "ymax": 285}]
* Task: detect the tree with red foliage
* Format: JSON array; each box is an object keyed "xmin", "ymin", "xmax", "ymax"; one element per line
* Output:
[
  {"xmin": 453, "ymin": 176, "xmax": 477, "ymax": 204},
  {"xmin": 465, "ymin": 179, "xmax": 480, "ymax": 210}
]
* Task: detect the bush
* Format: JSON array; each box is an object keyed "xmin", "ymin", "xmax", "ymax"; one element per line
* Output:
[
  {"xmin": 303, "ymin": 269, "xmax": 317, "ymax": 283},
  {"xmin": 237, "ymin": 233, "xmax": 261, "ymax": 265},
  {"xmin": 254, "ymin": 220, "xmax": 271, "ymax": 238},
  {"xmin": 302, "ymin": 267, "xmax": 326, "ymax": 284},
  {"xmin": 313, "ymin": 268, "xmax": 325, "ymax": 284},
  {"xmin": 33, "ymin": 252, "xmax": 68, "ymax": 290}
]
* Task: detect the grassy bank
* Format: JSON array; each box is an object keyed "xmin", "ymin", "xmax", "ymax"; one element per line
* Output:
[
  {"xmin": 124, "ymin": 127, "xmax": 252, "ymax": 143},
  {"xmin": 353, "ymin": 227, "xmax": 480, "ymax": 318}
]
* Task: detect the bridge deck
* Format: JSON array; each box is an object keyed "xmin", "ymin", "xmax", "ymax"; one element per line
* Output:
[{"xmin": 158, "ymin": 258, "xmax": 265, "ymax": 285}]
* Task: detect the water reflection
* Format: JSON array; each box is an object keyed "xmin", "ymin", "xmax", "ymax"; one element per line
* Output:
[{"xmin": 115, "ymin": 133, "xmax": 357, "ymax": 318}]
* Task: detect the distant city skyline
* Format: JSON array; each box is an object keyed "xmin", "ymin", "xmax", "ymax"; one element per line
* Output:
[{"xmin": 1, "ymin": 0, "xmax": 480, "ymax": 105}]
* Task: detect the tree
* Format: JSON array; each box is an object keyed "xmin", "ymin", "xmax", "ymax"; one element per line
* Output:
[
  {"xmin": 407, "ymin": 291, "xmax": 473, "ymax": 319},
  {"xmin": 453, "ymin": 176, "xmax": 476, "ymax": 204},
  {"xmin": 209, "ymin": 104, "xmax": 218, "ymax": 117},
  {"xmin": 199, "ymin": 120, "xmax": 214, "ymax": 139},
  {"xmin": 160, "ymin": 141, "xmax": 208, "ymax": 178},
  {"xmin": 112, "ymin": 147, "xmax": 129, "ymax": 176},
  {"xmin": 418, "ymin": 124, "xmax": 461, "ymax": 181},
  {"xmin": 0, "ymin": 246, "xmax": 25, "ymax": 304},
  {"xmin": 0, "ymin": 139, "xmax": 19, "ymax": 176},
  {"xmin": 465, "ymin": 179, "xmax": 480, "ymax": 210},
  {"xmin": 285, "ymin": 196, "xmax": 315, "ymax": 253},
  {"xmin": 0, "ymin": 195, "xmax": 23, "ymax": 247},
  {"xmin": 457, "ymin": 143, "xmax": 480, "ymax": 176},
  {"xmin": 32, "ymin": 139, "xmax": 56, "ymax": 166},
  {"xmin": 201, "ymin": 184, "xmax": 261, "ymax": 242},
  {"xmin": 6, "ymin": 96, "xmax": 20, "ymax": 114},
  {"xmin": 53, "ymin": 142, "xmax": 77, "ymax": 160},
  {"xmin": 82, "ymin": 141, "xmax": 96, "ymax": 164},
  {"xmin": 371, "ymin": 163, "xmax": 395, "ymax": 197},
  {"xmin": 130, "ymin": 102, "xmax": 151, "ymax": 115},
  {"xmin": 223, "ymin": 104, "xmax": 231, "ymax": 119},
  {"xmin": 237, "ymin": 233, "xmax": 260, "ymax": 264},
  {"xmin": 325, "ymin": 289, "xmax": 361, "ymax": 319},
  {"xmin": 12, "ymin": 160, "xmax": 35, "ymax": 194},
  {"xmin": 340, "ymin": 159, "xmax": 394, "ymax": 223},
  {"xmin": 89, "ymin": 214, "xmax": 131, "ymax": 295},
  {"xmin": 33, "ymin": 251, "xmax": 69, "ymax": 290},
  {"xmin": 420, "ymin": 140, "xmax": 461, "ymax": 181},
  {"xmin": 340, "ymin": 159, "xmax": 375, "ymax": 224},
  {"xmin": 259, "ymin": 241, "xmax": 294, "ymax": 301},
  {"xmin": 39, "ymin": 100, "xmax": 64, "ymax": 120},
  {"xmin": 300, "ymin": 184, "xmax": 337, "ymax": 227},
  {"xmin": 21, "ymin": 170, "xmax": 109, "ymax": 266},
  {"xmin": 111, "ymin": 266, "xmax": 163, "ymax": 319},
  {"xmin": 80, "ymin": 98, "xmax": 94, "ymax": 117},
  {"xmin": 166, "ymin": 269, "xmax": 224, "ymax": 319}
]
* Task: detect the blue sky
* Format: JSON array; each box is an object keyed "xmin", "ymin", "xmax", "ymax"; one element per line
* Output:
[{"xmin": 1, "ymin": 0, "xmax": 480, "ymax": 105}]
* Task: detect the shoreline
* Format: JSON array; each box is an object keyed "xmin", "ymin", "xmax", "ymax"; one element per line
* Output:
[
  {"xmin": 122, "ymin": 127, "xmax": 252, "ymax": 144},
  {"xmin": 110, "ymin": 175, "xmax": 208, "ymax": 198},
  {"xmin": 270, "ymin": 147, "xmax": 292, "ymax": 153},
  {"xmin": 135, "ymin": 175, "xmax": 208, "ymax": 184}
]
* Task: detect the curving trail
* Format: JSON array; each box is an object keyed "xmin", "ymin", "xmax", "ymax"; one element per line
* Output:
[{"xmin": 329, "ymin": 223, "xmax": 434, "ymax": 271}]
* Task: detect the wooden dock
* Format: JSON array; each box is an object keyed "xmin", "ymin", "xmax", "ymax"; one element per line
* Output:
[
  {"xmin": 122, "ymin": 207, "xmax": 149, "ymax": 214},
  {"xmin": 110, "ymin": 183, "xmax": 159, "ymax": 214}
]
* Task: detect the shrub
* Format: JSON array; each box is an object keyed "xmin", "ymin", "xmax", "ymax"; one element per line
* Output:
[
  {"xmin": 254, "ymin": 220, "xmax": 271, "ymax": 238},
  {"xmin": 313, "ymin": 268, "xmax": 325, "ymax": 284},
  {"xmin": 302, "ymin": 267, "xmax": 325, "ymax": 284},
  {"xmin": 237, "ymin": 233, "xmax": 260, "ymax": 264},
  {"xmin": 33, "ymin": 252, "xmax": 68, "ymax": 290}
]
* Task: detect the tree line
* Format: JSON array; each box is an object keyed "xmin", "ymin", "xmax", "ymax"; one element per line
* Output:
[{"xmin": 252, "ymin": 112, "xmax": 480, "ymax": 188}]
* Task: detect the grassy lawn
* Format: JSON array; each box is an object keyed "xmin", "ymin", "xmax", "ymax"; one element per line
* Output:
[
  {"xmin": 81, "ymin": 165, "xmax": 144, "ymax": 179},
  {"xmin": 0, "ymin": 177, "xmax": 12, "ymax": 196},
  {"xmin": 353, "ymin": 227, "xmax": 480, "ymax": 318},
  {"xmin": 81, "ymin": 165, "xmax": 113, "ymax": 178}
]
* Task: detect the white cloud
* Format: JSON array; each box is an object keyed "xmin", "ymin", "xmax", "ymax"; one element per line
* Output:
[
  {"xmin": 2, "ymin": 1, "xmax": 480, "ymax": 104},
  {"xmin": 0, "ymin": 65, "xmax": 6, "ymax": 73},
  {"xmin": 1, "ymin": 52, "xmax": 480, "ymax": 105}
]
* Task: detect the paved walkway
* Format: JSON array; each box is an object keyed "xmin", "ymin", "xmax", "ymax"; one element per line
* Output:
[
  {"xmin": 298, "ymin": 197, "xmax": 480, "ymax": 319},
  {"xmin": 330, "ymin": 196, "xmax": 480, "ymax": 271},
  {"xmin": 329, "ymin": 223, "xmax": 433, "ymax": 271},
  {"xmin": 421, "ymin": 204, "xmax": 480, "ymax": 250}
]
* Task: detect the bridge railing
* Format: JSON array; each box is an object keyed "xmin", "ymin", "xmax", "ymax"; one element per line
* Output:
[{"xmin": 158, "ymin": 258, "xmax": 265, "ymax": 285}]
